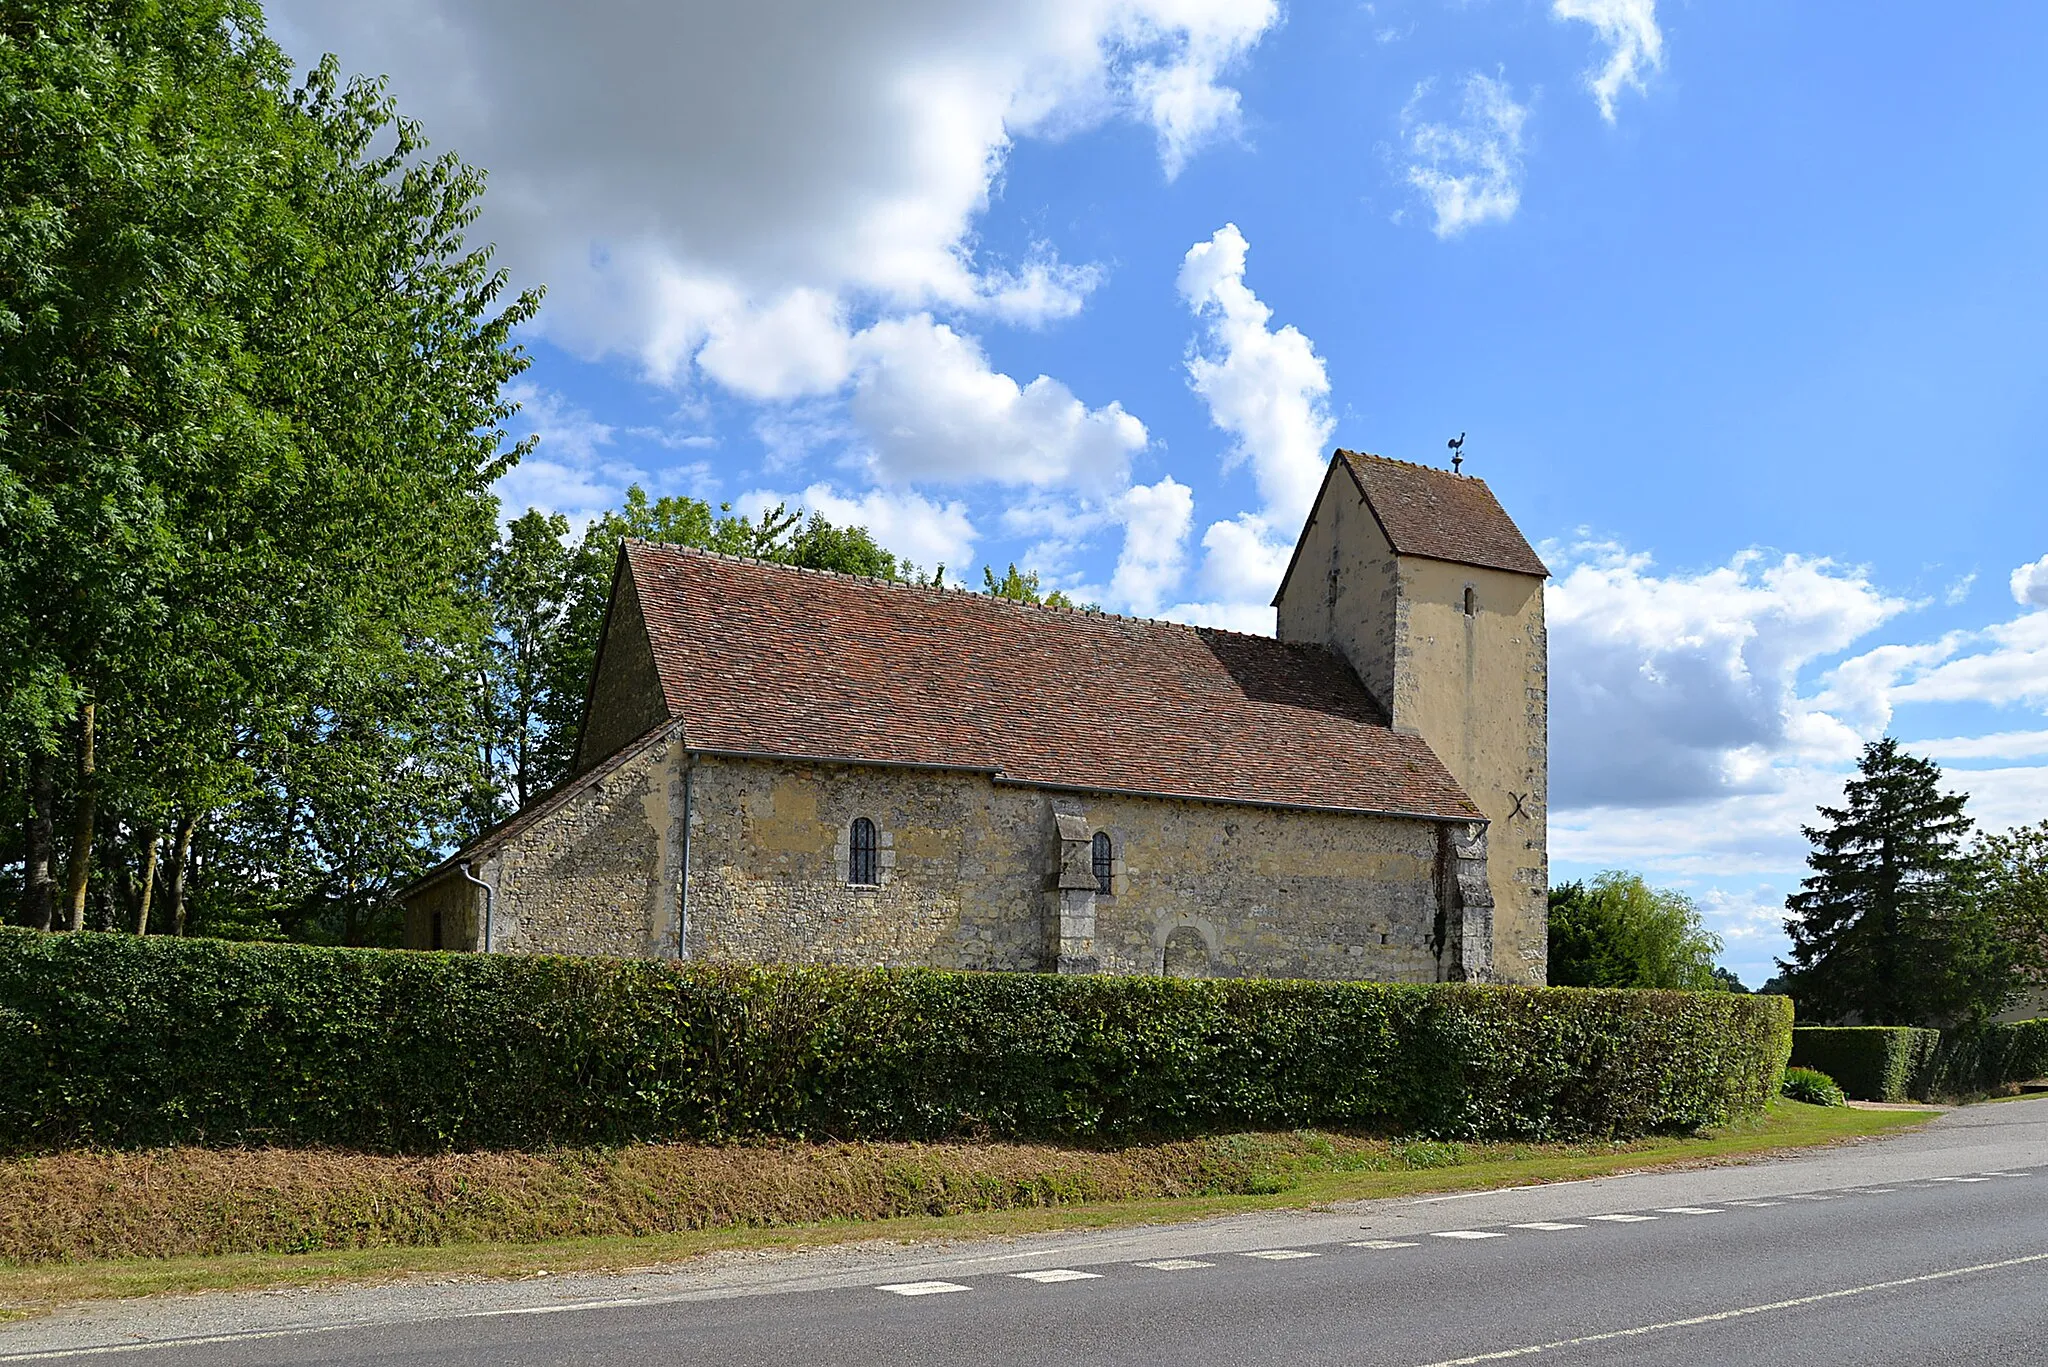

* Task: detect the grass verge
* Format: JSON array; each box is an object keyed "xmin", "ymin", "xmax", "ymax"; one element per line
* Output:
[{"xmin": 0, "ymin": 1101, "xmax": 1931, "ymax": 1317}]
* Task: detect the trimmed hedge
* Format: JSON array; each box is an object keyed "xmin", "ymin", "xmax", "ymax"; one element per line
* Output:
[
  {"xmin": 1792, "ymin": 1022, "xmax": 2048, "ymax": 1102},
  {"xmin": 1918, "ymin": 1019, "xmax": 2048, "ymax": 1100},
  {"xmin": 0, "ymin": 930, "xmax": 1793, "ymax": 1153},
  {"xmin": 1789, "ymin": 1027, "xmax": 1941, "ymax": 1102}
]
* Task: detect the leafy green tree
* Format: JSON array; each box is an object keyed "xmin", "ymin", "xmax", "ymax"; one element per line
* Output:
[
  {"xmin": 2, "ymin": 2, "xmax": 536, "ymax": 939},
  {"xmin": 983, "ymin": 563, "xmax": 1079, "ymax": 609},
  {"xmin": 1971, "ymin": 820, "xmax": 2048, "ymax": 1012},
  {"xmin": 1548, "ymin": 872, "xmax": 1725, "ymax": 990},
  {"xmin": 1779, "ymin": 739, "xmax": 2011, "ymax": 1025}
]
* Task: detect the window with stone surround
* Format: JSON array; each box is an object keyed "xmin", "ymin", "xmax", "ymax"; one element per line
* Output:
[
  {"xmin": 848, "ymin": 817, "xmax": 879, "ymax": 885},
  {"xmin": 1091, "ymin": 831, "xmax": 1114, "ymax": 895}
]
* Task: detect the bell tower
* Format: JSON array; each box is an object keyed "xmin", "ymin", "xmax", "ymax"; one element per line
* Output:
[{"xmin": 1273, "ymin": 450, "xmax": 1550, "ymax": 985}]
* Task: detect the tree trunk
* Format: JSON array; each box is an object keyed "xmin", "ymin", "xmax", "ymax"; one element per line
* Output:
[
  {"xmin": 134, "ymin": 826, "xmax": 160, "ymax": 936},
  {"xmin": 167, "ymin": 813, "xmax": 197, "ymax": 937},
  {"xmin": 23, "ymin": 749, "xmax": 54, "ymax": 931},
  {"xmin": 64, "ymin": 702, "xmax": 97, "ymax": 931}
]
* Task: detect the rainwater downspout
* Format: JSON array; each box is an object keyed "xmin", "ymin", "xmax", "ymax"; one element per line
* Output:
[{"xmin": 458, "ymin": 862, "xmax": 493, "ymax": 953}]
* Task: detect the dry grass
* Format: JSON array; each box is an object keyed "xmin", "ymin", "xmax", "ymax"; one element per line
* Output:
[{"xmin": 0, "ymin": 1103, "xmax": 1933, "ymax": 1271}]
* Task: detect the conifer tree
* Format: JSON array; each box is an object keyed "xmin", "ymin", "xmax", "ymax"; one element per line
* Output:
[{"xmin": 1780, "ymin": 739, "xmax": 2009, "ymax": 1025}]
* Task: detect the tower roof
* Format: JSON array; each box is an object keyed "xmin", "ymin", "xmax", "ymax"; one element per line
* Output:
[{"xmin": 1338, "ymin": 451, "xmax": 1548, "ymax": 578}]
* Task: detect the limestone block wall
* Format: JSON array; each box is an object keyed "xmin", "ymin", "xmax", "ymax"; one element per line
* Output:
[
  {"xmin": 680, "ymin": 756, "xmax": 1447, "ymax": 983},
  {"xmin": 488, "ymin": 734, "xmax": 685, "ymax": 959},
  {"xmin": 681, "ymin": 758, "xmax": 1043, "ymax": 971}
]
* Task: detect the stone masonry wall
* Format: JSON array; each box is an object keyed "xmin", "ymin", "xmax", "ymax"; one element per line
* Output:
[
  {"xmin": 488, "ymin": 734, "xmax": 684, "ymax": 959},
  {"xmin": 680, "ymin": 756, "xmax": 1447, "ymax": 982}
]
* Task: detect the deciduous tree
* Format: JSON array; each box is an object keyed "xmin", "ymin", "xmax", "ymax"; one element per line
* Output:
[{"xmin": 1547, "ymin": 871, "xmax": 1725, "ymax": 991}]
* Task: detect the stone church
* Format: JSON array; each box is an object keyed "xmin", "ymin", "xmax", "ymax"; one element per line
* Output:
[{"xmin": 403, "ymin": 450, "xmax": 1550, "ymax": 985}]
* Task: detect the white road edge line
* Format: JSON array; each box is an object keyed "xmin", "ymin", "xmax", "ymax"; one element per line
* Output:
[
  {"xmin": 1508, "ymin": 1223, "xmax": 1584, "ymax": 1232},
  {"xmin": 1408, "ymin": 1178, "xmax": 1604, "ymax": 1204},
  {"xmin": 1431, "ymin": 1231, "xmax": 1508, "ymax": 1240},
  {"xmin": 1411, "ymin": 1251, "xmax": 2048, "ymax": 1367},
  {"xmin": 1134, "ymin": 1259, "xmax": 1215, "ymax": 1270}
]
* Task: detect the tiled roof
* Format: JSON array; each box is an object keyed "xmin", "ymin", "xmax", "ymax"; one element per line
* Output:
[
  {"xmin": 622, "ymin": 543, "xmax": 1481, "ymax": 821},
  {"xmin": 1340, "ymin": 451, "xmax": 1548, "ymax": 577}
]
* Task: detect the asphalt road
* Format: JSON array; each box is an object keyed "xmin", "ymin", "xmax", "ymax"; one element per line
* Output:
[{"xmin": 6, "ymin": 1099, "xmax": 2045, "ymax": 1367}]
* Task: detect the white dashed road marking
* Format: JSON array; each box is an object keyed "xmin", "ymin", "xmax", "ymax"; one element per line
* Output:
[
  {"xmin": 1135, "ymin": 1259, "xmax": 1214, "ymax": 1270},
  {"xmin": 1726, "ymin": 1200, "xmax": 1784, "ymax": 1207},
  {"xmin": 1588, "ymin": 1214, "xmax": 1657, "ymax": 1223},
  {"xmin": 1350, "ymin": 1240, "xmax": 1421, "ymax": 1249},
  {"xmin": 1432, "ymin": 1230, "xmax": 1508, "ymax": 1240},
  {"xmin": 876, "ymin": 1281, "xmax": 971, "ymax": 1297},
  {"xmin": 1010, "ymin": 1270, "xmax": 1101, "ymax": 1284},
  {"xmin": 1241, "ymin": 1250, "xmax": 1319, "ymax": 1260},
  {"xmin": 1656, "ymin": 1207, "xmax": 1722, "ymax": 1215},
  {"xmin": 1931, "ymin": 1176, "xmax": 1989, "ymax": 1183},
  {"xmin": 1509, "ymin": 1222, "xmax": 1585, "ymax": 1232}
]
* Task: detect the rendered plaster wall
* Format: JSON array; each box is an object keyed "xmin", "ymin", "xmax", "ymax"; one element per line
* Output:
[
  {"xmin": 1395, "ymin": 558, "xmax": 1548, "ymax": 986},
  {"xmin": 1276, "ymin": 472, "xmax": 1400, "ymax": 713},
  {"xmin": 401, "ymin": 875, "xmax": 481, "ymax": 952},
  {"xmin": 1995, "ymin": 984, "xmax": 2048, "ymax": 1025},
  {"xmin": 680, "ymin": 756, "xmax": 1447, "ymax": 982}
]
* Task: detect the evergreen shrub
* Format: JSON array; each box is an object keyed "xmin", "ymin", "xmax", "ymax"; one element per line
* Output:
[
  {"xmin": 1790, "ymin": 1027, "xmax": 1941, "ymax": 1102},
  {"xmin": 0, "ymin": 930, "xmax": 1793, "ymax": 1153},
  {"xmin": 1780, "ymin": 1066, "xmax": 1847, "ymax": 1107}
]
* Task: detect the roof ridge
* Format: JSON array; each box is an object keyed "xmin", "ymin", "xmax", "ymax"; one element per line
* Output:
[
  {"xmin": 1338, "ymin": 448, "xmax": 1480, "ymax": 483},
  {"xmin": 626, "ymin": 539, "xmax": 1273, "ymax": 635}
]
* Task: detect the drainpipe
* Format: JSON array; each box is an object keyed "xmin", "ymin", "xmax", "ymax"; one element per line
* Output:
[
  {"xmin": 457, "ymin": 862, "xmax": 493, "ymax": 953},
  {"xmin": 676, "ymin": 752, "xmax": 694, "ymax": 958}
]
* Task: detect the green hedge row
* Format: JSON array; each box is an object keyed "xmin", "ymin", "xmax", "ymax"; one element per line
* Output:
[
  {"xmin": 1919, "ymin": 1019, "xmax": 2048, "ymax": 1100},
  {"xmin": 0, "ymin": 930, "xmax": 1793, "ymax": 1153},
  {"xmin": 1791, "ymin": 1022, "xmax": 2048, "ymax": 1102},
  {"xmin": 1789, "ymin": 1027, "xmax": 1941, "ymax": 1102}
]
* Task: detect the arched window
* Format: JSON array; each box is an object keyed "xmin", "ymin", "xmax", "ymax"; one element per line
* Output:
[
  {"xmin": 1463, "ymin": 585, "xmax": 1477, "ymax": 617},
  {"xmin": 1092, "ymin": 831, "xmax": 1114, "ymax": 896},
  {"xmin": 848, "ymin": 817, "xmax": 879, "ymax": 885}
]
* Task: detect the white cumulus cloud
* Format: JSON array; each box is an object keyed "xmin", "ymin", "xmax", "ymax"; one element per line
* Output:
[
  {"xmin": 2012, "ymin": 552, "xmax": 2048, "ymax": 608},
  {"xmin": 1167, "ymin": 223, "xmax": 1333, "ymax": 631},
  {"xmin": 846, "ymin": 315, "xmax": 1148, "ymax": 493},
  {"xmin": 1546, "ymin": 540, "xmax": 1912, "ymax": 808},
  {"xmin": 1402, "ymin": 73, "xmax": 1529, "ymax": 238},
  {"xmin": 267, "ymin": 0, "xmax": 1279, "ymax": 383},
  {"xmin": 740, "ymin": 483, "xmax": 978, "ymax": 575},
  {"xmin": 1552, "ymin": 0, "xmax": 1664, "ymax": 122},
  {"xmin": 1109, "ymin": 477, "xmax": 1195, "ymax": 615}
]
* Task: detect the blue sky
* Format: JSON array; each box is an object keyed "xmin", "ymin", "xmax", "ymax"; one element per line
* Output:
[{"xmin": 272, "ymin": 1, "xmax": 2048, "ymax": 986}]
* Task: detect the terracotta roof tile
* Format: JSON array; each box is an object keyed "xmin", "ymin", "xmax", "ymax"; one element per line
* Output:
[
  {"xmin": 1340, "ymin": 451, "xmax": 1548, "ymax": 577},
  {"xmin": 625, "ymin": 543, "xmax": 1480, "ymax": 821}
]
